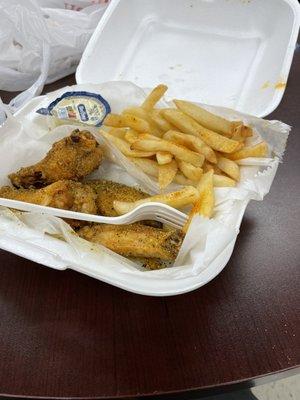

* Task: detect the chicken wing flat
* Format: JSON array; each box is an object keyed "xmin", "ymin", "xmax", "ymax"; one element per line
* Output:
[
  {"xmin": 78, "ymin": 223, "xmax": 184, "ymax": 261},
  {"xmin": 9, "ymin": 130, "xmax": 103, "ymax": 188},
  {"xmin": 85, "ymin": 180, "xmax": 148, "ymax": 216},
  {"xmin": 85, "ymin": 180, "xmax": 162, "ymax": 228},
  {"xmin": 0, "ymin": 180, "xmax": 97, "ymax": 214}
]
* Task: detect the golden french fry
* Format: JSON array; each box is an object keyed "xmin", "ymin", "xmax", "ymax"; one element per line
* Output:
[
  {"xmin": 203, "ymin": 161, "xmax": 223, "ymax": 175},
  {"xmin": 183, "ymin": 171, "xmax": 214, "ymax": 232},
  {"xmin": 176, "ymin": 159, "xmax": 203, "ymax": 181},
  {"xmin": 103, "ymin": 113, "xmax": 125, "ymax": 127},
  {"xmin": 126, "ymin": 130, "xmax": 161, "ymax": 143},
  {"xmin": 131, "ymin": 139, "xmax": 204, "ymax": 167},
  {"xmin": 213, "ymin": 174, "xmax": 236, "ymax": 187},
  {"xmin": 129, "ymin": 157, "xmax": 158, "ymax": 177},
  {"xmin": 240, "ymin": 125, "xmax": 253, "ymax": 137},
  {"xmin": 123, "ymin": 107, "xmax": 162, "ymax": 137},
  {"xmin": 100, "ymin": 130, "xmax": 155, "ymax": 158},
  {"xmin": 125, "ymin": 130, "xmax": 161, "ymax": 144},
  {"xmin": 226, "ymin": 142, "xmax": 269, "ymax": 160},
  {"xmin": 108, "ymin": 127, "xmax": 127, "ymax": 139},
  {"xmin": 163, "ymin": 130, "xmax": 217, "ymax": 163},
  {"xmin": 122, "ymin": 113, "xmax": 151, "ymax": 132},
  {"xmin": 217, "ymin": 157, "xmax": 240, "ymax": 181},
  {"xmin": 156, "ymin": 151, "xmax": 173, "ymax": 165},
  {"xmin": 150, "ymin": 109, "xmax": 175, "ymax": 132},
  {"xmin": 162, "ymin": 109, "xmax": 240, "ymax": 153},
  {"xmin": 113, "ymin": 186, "xmax": 199, "ymax": 215},
  {"xmin": 174, "ymin": 173, "xmax": 197, "ymax": 186},
  {"xmin": 103, "ymin": 113, "xmax": 151, "ymax": 133},
  {"xmin": 231, "ymin": 130, "xmax": 246, "ymax": 142},
  {"xmin": 139, "ymin": 133, "xmax": 161, "ymax": 141},
  {"xmin": 129, "ymin": 158, "xmax": 199, "ymax": 187},
  {"xmin": 142, "ymin": 84, "xmax": 168, "ymax": 110},
  {"xmin": 234, "ymin": 142, "xmax": 245, "ymax": 152},
  {"xmin": 158, "ymin": 160, "xmax": 178, "ymax": 189},
  {"xmin": 174, "ymin": 99, "xmax": 242, "ymax": 137},
  {"xmin": 124, "ymin": 129, "xmax": 139, "ymax": 144}
]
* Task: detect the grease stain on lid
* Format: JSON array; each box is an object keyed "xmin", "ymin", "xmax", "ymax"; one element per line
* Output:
[
  {"xmin": 274, "ymin": 81, "xmax": 287, "ymax": 90},
  {"xmin": 261, "ymin": 81, "xmax": 271, "ymax": 89}
]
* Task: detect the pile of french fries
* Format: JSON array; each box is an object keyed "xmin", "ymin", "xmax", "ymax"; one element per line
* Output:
[{"xmin": 100, "ymin": 84, "xmax": 268, "ymax": 229}]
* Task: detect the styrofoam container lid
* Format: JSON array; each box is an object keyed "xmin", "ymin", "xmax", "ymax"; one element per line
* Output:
[{"xmin": 76, "ymin": 0, "xmax": 300, "ymax": 117}]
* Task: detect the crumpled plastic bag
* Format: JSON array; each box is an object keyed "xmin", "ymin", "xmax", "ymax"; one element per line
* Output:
[{"xmin": 0, "ymin": 0, "xmax": 109, "ymax": 117}]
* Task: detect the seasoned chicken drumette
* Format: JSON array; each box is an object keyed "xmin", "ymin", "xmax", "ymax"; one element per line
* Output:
[
  {"xmin": 0, "ymin": 180, "xmax": 97, "ymax": 215},
  {"xmin": 9, "ymin": 130, "xmax": 103, "ymax": 189},
  {"xmin": 78, "ymin": 223, "xmax": 184, "ymax": 261}
]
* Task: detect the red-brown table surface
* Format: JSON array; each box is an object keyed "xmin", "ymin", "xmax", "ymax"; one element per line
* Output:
[{"xmin": 0, "ymin": 51, "xmax": 299, "ymax": 399}]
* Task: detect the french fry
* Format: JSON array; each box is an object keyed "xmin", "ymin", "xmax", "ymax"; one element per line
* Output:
[
  {"xmin": 213, "ymin": 174, "xmax": 236, "ymax": 187},
  {"xmin": 100, "ymin": 130, "xmax": 155, "ymax": 158},
  {"xmin": 240, "ymin": 125, "xmax": 253, "ymax": 137},
  {"xmin": 158, "ymin": 160, "xmax": 178, "ymax": 189},
  {"xmin": 131, "ymin": 139, "xmax": 204, "ymax": 167},
  {"xmin": 163, "ymin": 130, "xmax": 217, "ymax": 163},
  {"xmin": 124, "ymin": 129, "xmax": 139, "ymax": 144},
  {"xmin": 122, "ymin": 107, "xmax": 162, "ymax": 137},
  {"xmin": 129, "ymin": 157, "xmax": 158, "ymax": 177},
  {"xmin": 113, "ymin": 186, "xmax": 199, "ymax": 215},
  {"xmin": 176, "ymin": 159, "xmax": 203, "ymax": 181},
  {"xmin": 142, "ymin": 84, "xmax": 168, "ymax": 110},
  {"xmin": 174, "ymin": 173, "xmax": 197, "ymax": 186},
  {"xmin": 217, "ymin": 157, "xmax": 240, "ymax": 181},
  {"xmin": 103, "ymin": 113, "xmax": 123, "ymax": 127},
  {"xmin": 174, "ymin": 99, "xmax": 242, "ymax": 137},
  {"xmin": 183, "ymin": 171, "xmax": 214, "ymax": 232},
  {"xmin": 139, "ymin": 133, "xmax": 162, "ymax": 141},
  {"xmin": 150, "ymin": 109, "xmax": 175, "ymax": 132},
  {"xmin": 104, "ymin": 113, "xmax": 151, "ymax": 133},
  {"xmin": 231, "ymin": 131, "xmax": 246, "ymax": 142},
  {"xmin": 162, "ymin": 109, "xmax": 240, "ymax": 153},
  {"xmin": 203, "ymin": 161, "xmax": 223, "ymax": 175},
  {"xmin": 121, "ymin": 113, "xmax": 151, "ymax": 133},
  {"xmin": 108, "ymin": 127, "xmax": 127, "ymax": 139},
  {"xmin": 125, "ymin": 130, "xmax": 161, "ymax": 144},
  {"xmin": 234, "ymin": 141, "xmax": 245, "ymax": 152},
  {"xmin": 232, "ymin": 124, "xmax": 253, "ymax": 140},
  {"xmin": 226, "ymin": 142, "xmax": 268, "ymax": 160},
  {"xmin": 129, "ymin": 158, "xmax": 200, "ymax": 187},
  {"xmin": 156, "ymin": 151, "xmax": 173, "ymax": 165}
]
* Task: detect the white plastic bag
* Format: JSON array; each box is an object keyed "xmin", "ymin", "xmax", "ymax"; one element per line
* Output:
[{"xmin": 0, "ymin": 0, "xmax": 109, "ymax": 119}]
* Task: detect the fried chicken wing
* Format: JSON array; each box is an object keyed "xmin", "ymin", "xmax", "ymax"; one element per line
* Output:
[
  {"xmin": 85, "ymin": 179, "xmax": 148, "ymax": 216},
  {"xmin": 85, "ymin": 180, "xmax": 162, "ymax": 228},
  {"xmin": 78, "ymin": 223, "xmax": 184, "ymax": 261},
  {"xmin": 9, "ymin": 130, "xmax": 103, "ymax": 188},
  {"xmin": 0, "ymin": 180, "xmax": 97, "ymax": 214}
]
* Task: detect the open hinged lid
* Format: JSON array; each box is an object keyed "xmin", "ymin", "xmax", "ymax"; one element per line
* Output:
[{"xmin": 76, "ymin": 0, "xmax": 300, "ymax": 117}]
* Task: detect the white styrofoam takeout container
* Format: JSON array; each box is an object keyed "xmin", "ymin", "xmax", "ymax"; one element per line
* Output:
[
  {"xmin": 0, "ymin": 1, "xmax": 296, "ymax": 296},
  {"xmin": 76, "ymin": 0, "xmax": 300, "ymax": 117}
]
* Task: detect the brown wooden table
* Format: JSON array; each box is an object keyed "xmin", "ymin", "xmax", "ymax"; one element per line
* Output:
[{"xmin": 0, "ymin": 51, "xmax": 299, "ymax": 399}]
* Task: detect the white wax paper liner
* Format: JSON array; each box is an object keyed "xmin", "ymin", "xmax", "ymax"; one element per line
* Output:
[{"xmin": 0, "ymin": 81, "xmax": 291, "ymax": 284}]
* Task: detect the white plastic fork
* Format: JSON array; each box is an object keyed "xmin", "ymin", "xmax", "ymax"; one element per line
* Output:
[{"xmin": 0, "ymin": 198, "xmax": 187, "ymax": 229}]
